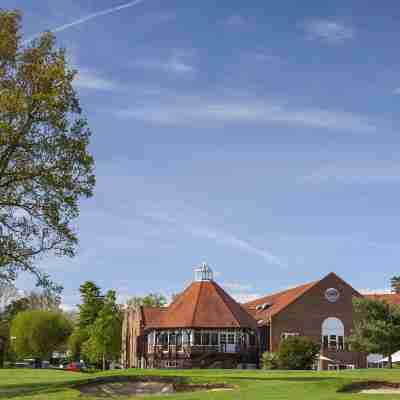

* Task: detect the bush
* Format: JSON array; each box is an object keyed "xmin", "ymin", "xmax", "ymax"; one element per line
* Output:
[
  {"xmin": 278, "ymin": 336, "xmax": 319, "ymax": 370},
  {"xmin": 261, "ymin": 352, "xmax": 279, "ymax": 369}
]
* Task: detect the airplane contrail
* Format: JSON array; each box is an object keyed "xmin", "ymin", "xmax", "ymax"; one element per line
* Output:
[{"xmin": 23, "ymin": 0, "xmax": 146, "ymax": 44}]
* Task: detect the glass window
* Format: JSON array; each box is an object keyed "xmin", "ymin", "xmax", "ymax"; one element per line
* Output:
[
  {"xmin": 202, "ymin": 332, "xmax": 210, "ymax": 345},
  {"xmin": 183, "ymin": 332, "xmax": 190, "ymax": 345},
  {"xmin": 211, "ymin": 333, "xmax": 218, "ymax": 346},
  {"xmin": 249, "ymin": 333, "xmax": 256, "ymax": 346},
  {"xmin": 194, "ymin": 332, "xmax": 201, "ymax": 345},
  {"xmin": 159, "ymin": 332, "xmax": 168, "ymax": 346},
  {"xmin": 338, "ymin": 336, "xmax": 344, "ymax": 350},
  {"xmin": 329, "ymin": 334, "xmax": 337, "ymax": 349},
  {"xmin": 323, "ymin": 335, "xmax": 329, "ymax": 349},
  {"xmin": 228, "ymin": 334, "xmax": 235, "ymax": 345},
  {"xmin": 169, "ymin": 332, "xmax": 176, "ymax": 345},
  {"xmin": 220, "ymin": 334, "xmax": 227, "ymax": 344}
]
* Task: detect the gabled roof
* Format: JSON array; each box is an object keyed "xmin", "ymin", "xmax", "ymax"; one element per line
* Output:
[
  {"xmin": 365, "ymin": 293, "xmax": 400, "ymax": 305},
  {"xmin": 145, "ymin": 280, "xmax": 257, "ymax": 330},
  {"xmin": 244, "ymin": 281, "xmax": 318, "ymax": 324},
  {"xmin": 244, "ymin": 272, "xmax": 362, "ymax": 325}
]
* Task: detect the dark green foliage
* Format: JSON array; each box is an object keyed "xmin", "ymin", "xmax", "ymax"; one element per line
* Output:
[
  {"xmin": 349, "ymin": 297, "xmax": 400, "ymax": 368},
  {"xmin": 0, "ymin": 10, "xmax": 95, "ymax": 290},
  {"xmin": 71, "ymin": 282, "xmax": 122, "ymax": 369},
  {"xmin": 81, "ymin": 290, "xmax": 122, "ymax": 370},
  {"xmin": 10, "ymin": 309, "xmax": 72, "ymax": 360},
  {"xmin": 77, "ymin": 281, "xmax": 103, "ymax": 331},
  {"xmin": 278, "ymin": 336, "xmax": 320, "ymax": 370}
]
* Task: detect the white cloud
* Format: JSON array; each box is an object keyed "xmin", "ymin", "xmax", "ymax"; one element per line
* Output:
[
  {"xmin": 231, "ymin": 292, "xmax": 261, "ymax": 303},
  {"xmin": 73, "ymin": 67, "xmax": 118, "ymax": 91},
  {"xmin": 117, "ymin": 96, "xmax": 375, "ymax": 133},
  {"xmin": 134, "ymin": 50, "xmax": 195, "ymax": 75},
  {"xmin": 358, "ymin": 288, "xmax": 392, "ymax": 295},
  {"xmin": 304, "ymin": 19, "xmax": 354, "ymax": 43},
  {"xmin": 143, "ymin": 210, "xmax": 285, "ymax": 267},
  {"xmin": 303, "ymin": 161, "xmax": 400, "ymax": 184},
  {"xmin": 223, "ymin": 282, "xmax": 253, "ymax": 292},
  {"xmin": 222, "ymin": 281, "xmax": 261, "ymax": 303}
]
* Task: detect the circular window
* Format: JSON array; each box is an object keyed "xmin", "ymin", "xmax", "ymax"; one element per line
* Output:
[{"xmin": 325, "ymin": 288, "xmax": 340, "ymax": 303}]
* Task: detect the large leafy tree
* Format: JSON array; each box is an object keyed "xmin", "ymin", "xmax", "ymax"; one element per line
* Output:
[
  {"xmin": 82, "ymin": 290, "xmax": 122, "ymax": 370},
  {"xmin": 10, "ymin": 309, "xmax": 72, "ymax": 360},
  {"xmin": 0, "ymin": 10, "xmax": 95, "ymax": 289},
  {"xmin": 349, "ymin": 297, "xmax": 400, "ymax": 368}
]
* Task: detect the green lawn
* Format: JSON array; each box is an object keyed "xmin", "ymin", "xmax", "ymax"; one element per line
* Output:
[{"xmin": 1, "ymin": 368, "xmax": 400, "ymax": 400}]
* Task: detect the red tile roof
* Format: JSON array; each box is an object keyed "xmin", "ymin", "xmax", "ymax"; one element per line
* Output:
[
  {"xmin": 142, "ymin": 307, "xmax": 167, "ymax": 326},
  {"xmin": 243, "ymin": 281, "xmax": 318, "ymax": 324},
  {"xmin": 145, "ymin": 280, "xmax": 258, "ymax": 330},
  {"xmin": 365, "ymin": 293, "xmax": 400, "ymax": 305}
]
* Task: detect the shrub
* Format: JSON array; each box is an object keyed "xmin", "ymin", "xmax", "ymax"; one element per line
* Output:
[
  {"xmin": 278, "ymin": 336, "xmax": 319, "ymax": 370},
  {"xmin": 261, "ymin": 352, "xmax": 279, "ymax": 369}
]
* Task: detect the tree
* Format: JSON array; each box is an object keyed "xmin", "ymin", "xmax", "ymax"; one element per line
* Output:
[
  {"xmin": 349, "ymin": 297, "xmax": 400, "ymax": 368},
  {"xmin": 126, "ymin": 293, "xmax": 167, "ymax": 308},
  {"xmin": 278, "ymin": 336, "xmax": 320, "ymax": 370},
  {"xmin": 68, "ymin": 281, "xmax": 104, "ymax": 360},
  {"xmin": 0, "ymin": 10, "xmax": 95, "ymax": 290},
  {"xmin": 81, "ymin": 290, "xmax": 122, "ymax": 370},
  {"xmin": 77, "ymin": 281, "xmax": 103, "ymax": 331},
  {"xmin": 391, "ymin": 276, "xmax": 400, "ymax": 294},
  {"xmin": 10, "ymin": 309, "xmax": 72, "ymax": 360}
]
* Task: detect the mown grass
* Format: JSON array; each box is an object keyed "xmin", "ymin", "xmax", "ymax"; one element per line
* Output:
[{"xmin": 1, "ymin": 368, "xmax": 400, "ymax": 400}]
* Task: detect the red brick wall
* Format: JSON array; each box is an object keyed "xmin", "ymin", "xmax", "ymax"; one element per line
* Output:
[{"xmin": 270, "ymin": 273, "xmax": 366, "ymax": 368}]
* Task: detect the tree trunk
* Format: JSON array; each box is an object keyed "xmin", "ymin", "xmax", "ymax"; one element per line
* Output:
[
  {"xmin": 102, "ymin": 353, "xmax": 106, "ymax": 371},
  {"xmin": 389, "ymin": 354, "xmax": 393, "ymax": 369}
]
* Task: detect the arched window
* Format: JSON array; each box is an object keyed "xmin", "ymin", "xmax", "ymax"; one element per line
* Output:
[{"xmin": 322, "ymin": 318, "xmax": 344, "ymax": 350}]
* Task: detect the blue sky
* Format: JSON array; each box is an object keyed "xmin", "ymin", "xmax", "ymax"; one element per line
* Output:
[{"xmin": 7, "ymin": 0, "xmax": 400, "ymax": 308}]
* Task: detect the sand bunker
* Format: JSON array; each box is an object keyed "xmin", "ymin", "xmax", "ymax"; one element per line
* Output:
[
  {"xmin": 340, "ymin": 381, "xmax": 400, "ymax": 395},
  {"xmin": 77, "ymin": 376, "xmax": 232, "ymax": 397}
]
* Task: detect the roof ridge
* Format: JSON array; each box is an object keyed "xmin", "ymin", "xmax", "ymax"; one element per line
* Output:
[
  {"xmin": 212, "ymin": 281, "xmax": 242, "ymax": 327},
  {"xmin": 245, "ymin": 280, "xmax": 317, "ymax": 306},
  {"xmin": 190, "ymin": 281, "xmax": 203, "ymax": 326}
]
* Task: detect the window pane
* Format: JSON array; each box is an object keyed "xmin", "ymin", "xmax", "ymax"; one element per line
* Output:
[
  {"xmin": 220, "ymin": 334, "xmax": 227, "ymax": 344},
  {"xmin": 323, "ymin": 335, "xmax": 329, "ymax": 348},
  {"xmin": 202, "ymin": 332, "xmax": 210, "ymax": 345},
  {"xmin": 211, "ymin": 333, "xmax": 218, "ymax": 346},
  {"xmin": 249, "ymin": 334, "xmax": 256, "ymax": 346},
  {"xmin": 194, "ymin": 332, "xmax": 201, "ymax": 345},
  {"xmin": 228, "ymin": 334, "xmax": 235, "ymax": 344},
  {"xmin": 169, "ymin": 333, "xmax": 176, "ymax": 345}
]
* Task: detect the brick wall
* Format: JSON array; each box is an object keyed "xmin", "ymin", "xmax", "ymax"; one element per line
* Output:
[{"xmin": 270, "ymin": 273, "xmax": 366, "ymax": 367}]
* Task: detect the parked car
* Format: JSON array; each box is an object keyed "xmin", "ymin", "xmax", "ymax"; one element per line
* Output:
[{"xmin": 65, "ymin": 361, "xmax": 85, "ymax": 372}]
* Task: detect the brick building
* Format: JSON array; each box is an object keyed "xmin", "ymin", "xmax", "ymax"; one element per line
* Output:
[
  {"xmin": 122, "ymin": 263, "xmax": 259, "ymax": 369},
  {"xmin": 122, "ymin": 267, "xmax": 400, "ymax": 370},
  {"xmin": 244, "ymin": 272, "xmax": 367, "ymax": 369}
]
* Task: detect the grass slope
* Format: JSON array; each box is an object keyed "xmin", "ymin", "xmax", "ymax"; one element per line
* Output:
[{"xmin": 1, "ymin": 368, "xmax": 400, "ymax": 400}]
